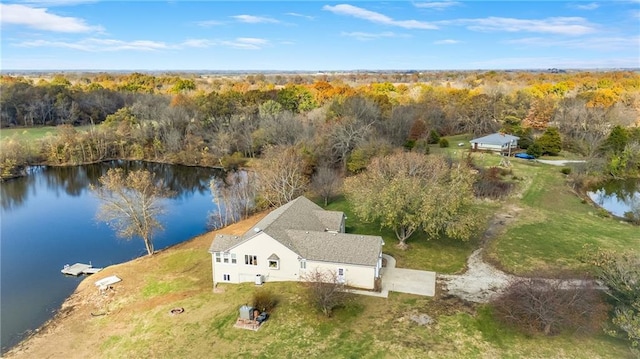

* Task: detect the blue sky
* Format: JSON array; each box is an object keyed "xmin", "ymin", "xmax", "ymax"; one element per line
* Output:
[{"xmin": 1, "ymin": 1, "xmax": 639, "ymax": 70}]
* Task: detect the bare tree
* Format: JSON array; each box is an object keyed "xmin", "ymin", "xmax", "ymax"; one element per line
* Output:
[
  {"xmin": 209, "ymin": 170, "xmax": 257, "ymax": 229},
  {"xmin": 301, "ymin": 268, "xmax": 351, "ymax": 317},
  {"xmin": 253, "ymin": 145, "xmax": 308, "ymax": 208},
  {"xmin": 311, "ymin": 165, "xmax": 342, "ymax": 206},
  {"xmin": 492, "ymin": 277, "xmax": 607, "ymax": 336},
  {"xmin": 91, "ymin": 168, "xmax": 172, "ymax": 256}
]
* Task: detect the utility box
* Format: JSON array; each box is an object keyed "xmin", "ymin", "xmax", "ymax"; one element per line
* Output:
[
  {"xmin": 239, "ymin": 305, "xmax": 253, "ymax": 320},
  {"xmin": 255, "ymin": 274, "xmax": 263, "ymax": 285}
]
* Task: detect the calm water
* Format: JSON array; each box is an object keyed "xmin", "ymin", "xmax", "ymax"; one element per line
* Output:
[
  {"xmin": 0, "ymin": 161, "xmax": 221, "ymax": 353},
  {"xmin": 587, "ymin": 179, "xmax": 640, "ymax": 217}
]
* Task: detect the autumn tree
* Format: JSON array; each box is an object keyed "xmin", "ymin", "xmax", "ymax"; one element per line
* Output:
[
  {"xmin": 253, "ymin": 145, "xmax": 308, "ymax": 208},
  {"xmin": 91, "ymin": 168, "xmax": 172, "ymax": 256},
  {"xmin": 585, "ymin": 249, "xmax": 640, "ymax": 351},
  {"xmin": 343, "ymin": 152, "xmax": 480, "ymax": 248}
]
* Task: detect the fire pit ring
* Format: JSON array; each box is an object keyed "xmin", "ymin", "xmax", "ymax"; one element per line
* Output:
[{"xmin": 169, "ymin": 307, "xmax": 184, "ymax": 315}]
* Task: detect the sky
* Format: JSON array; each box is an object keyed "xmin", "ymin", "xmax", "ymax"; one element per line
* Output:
[{"xmin": 0, "ymin": 0, "xmax": 639, "ymax": 71}]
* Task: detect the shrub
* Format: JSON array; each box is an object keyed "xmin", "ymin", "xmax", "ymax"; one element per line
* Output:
[
  {"xmin": 527, "ymin": 142, "xmax": 543, "ymax": 158},
  {"xmin": 560, "ymin": 167, "xmax": 572, "ymax": 175},
  {"xmin": 473, "ymin": 166, "xmax": 514, "ymax": 199},
  {"xmin": 252, "ymin": 288, "xmax": 278, "ymax": 312},
  {"xmin": 414, "ymin": 139, "xmax": 430, "ymax": 155},
  {"xmin": 301, "ymin": 268, "xmax": 351, "ymax": 317},
  {"xmin": 438, "ymin": 138, "xmax": 449, "ymax": 148},
  {"xmin": 492, "ymin": 277, "xmax": 608, "ymax": 336},
  {"xmin": 428, "ymin": 129, "xmax": 440, "ymax": 144}
]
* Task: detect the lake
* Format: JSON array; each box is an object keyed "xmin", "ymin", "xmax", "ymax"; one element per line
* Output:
[
  {"xmin": 587, "ymin": 178, "xmax": 640, "ymax": 218},
  {"xmin": 0, "ymin": 161, "xmax": 221, "ymax": 353}
]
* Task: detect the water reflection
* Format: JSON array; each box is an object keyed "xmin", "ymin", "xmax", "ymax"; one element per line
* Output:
[
  {"xmin": 1, "ymin": 161, "xmax": 222, "ymax": 210},
  {"xmin": 0, "ymin": 161, "xmax": 221, "ymax": 353},
  {"xmin": 588, "ymin": 179, "xmax": 640, "ymax": 218}
]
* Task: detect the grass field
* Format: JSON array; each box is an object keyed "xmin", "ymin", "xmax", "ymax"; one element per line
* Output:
[
  {"xmin": 0, "ymin": 125, "xmax": 92, "ymax": 141},
  {"xmin": 483, "ymin": 155, "xmax": 640, "ymax": 276}
]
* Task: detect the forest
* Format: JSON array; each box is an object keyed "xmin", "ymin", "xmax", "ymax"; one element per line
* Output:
[{"xmin": 1, "ymin": 70, "xmax": 639, "ymax": 182}]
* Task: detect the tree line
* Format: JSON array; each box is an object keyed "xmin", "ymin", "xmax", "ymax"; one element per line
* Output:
[{"xmin": 1, "ymin": 71, "xmax": 639, "ymax": 181}]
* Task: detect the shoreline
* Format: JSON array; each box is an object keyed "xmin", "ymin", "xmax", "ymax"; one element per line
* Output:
[{"xmin": 3, "ymin": 212, "xmax": 266, "ymax": 358}]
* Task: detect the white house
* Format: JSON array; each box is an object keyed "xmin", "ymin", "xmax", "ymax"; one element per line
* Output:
[
  {"xmin": 208, "ymin": 196, "xmax": 384, "ymax": 290},
  {"xmin": 470, "ymin": 133, "xmax": 519, "ymax": 153}
]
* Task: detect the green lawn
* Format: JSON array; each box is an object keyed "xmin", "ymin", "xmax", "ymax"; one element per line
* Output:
[
  {"xmin": 102, "ymin": 266, "xmax": 633, "ymax": 358},
  {"xmin": 485, "ymin": 158, "xmax": 640, "ymax": 276}
]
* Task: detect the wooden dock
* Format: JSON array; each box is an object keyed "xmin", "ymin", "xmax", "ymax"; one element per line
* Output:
[{"xmin": 61, "ymin": 263, "xmax": 103, "ymax": 276}]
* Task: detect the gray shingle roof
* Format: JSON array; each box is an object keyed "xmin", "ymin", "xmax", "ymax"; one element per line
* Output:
[
  {"xmin": 470, "ymin": 133, "xmax": 519, "ymax": 145},
  {"xmin": 286, "ymin": 230, "xmax": 383, "ymax": 266},
  {"xmin": 209, "ymin": 196, "xmax": 383, "ymax": 267}
]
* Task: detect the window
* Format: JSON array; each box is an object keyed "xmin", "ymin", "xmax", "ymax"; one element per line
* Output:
[
  {"xmin": 245, "ymin": 255, "xmax": 258, "ymax": 266},
  {"xmin": 300, "ymin": 260, "xmax": 306, "ymax": 269},
  {"xmin": 223, "ymin": 274, "xmax": 230, "ymax": 281},
  {"xmin": 268, "ymin": 260, "xmax": 279, "ymax": 270},
  {"xmin": 217, "ymin": 253, "xmax": 236, "ymax": 264}
]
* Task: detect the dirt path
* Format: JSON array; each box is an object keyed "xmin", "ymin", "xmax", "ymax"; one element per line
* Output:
[
  {"xmin": 438, "ymin": 205, "xmax": 601, "ymax": 303},
  {"xmin": 438, "ymin": 205, "xmax": 521, "ymax": 302}
]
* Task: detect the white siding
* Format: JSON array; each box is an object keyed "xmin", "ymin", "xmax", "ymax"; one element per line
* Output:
[
  {"xmin": 213, "ymin": 232, "xmax": 301, "ymax": 284},
  {"xmin": 302, "ymin": 260, "xmax": 376, "ymax": 290}
]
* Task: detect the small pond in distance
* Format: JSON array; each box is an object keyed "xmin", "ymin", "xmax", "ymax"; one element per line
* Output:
[{"xmin": 587, "ymin": 178, "xmax": 640, "ymax": 218}]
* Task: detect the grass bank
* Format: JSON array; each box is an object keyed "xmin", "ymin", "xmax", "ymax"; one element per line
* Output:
[{"xmin": 6, "ymin": 213, "xmax": 632, "ymax": 358}]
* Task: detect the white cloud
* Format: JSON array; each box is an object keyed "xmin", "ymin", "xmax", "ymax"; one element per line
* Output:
[
  {"xmin": 285, "ymin": 12, "xmax": 314, "ymax": 20},
  {"xmin": 17, "ymin": 38, "xmax": 171, "ymax": 51},
  {"xmin": 631, "ymin": 10, "xmax": 640, "ymax": 19},
  {"xmin": 506, "ymin": 35, "xmax": 640, "ymax": 51},
  {"xmin": 414, "ymin": 1, "xmax": 460, "ymax": 10},
  {"xmin": 323, "ymin": 4, "xmax": 437, "ymax": 30},
  {"xmin": 434, "ymin": 39, "xmax": 460, "ymax": 44},
  {"xmin": 571, "ymin": 2, "xmax": 599, "ymax": 10},
  {"xmin": 441, "ymin": 16, "xmax": 596, "ymax": 35},
  {"xmin": 231, "ymin": 15, "xmax": 279, "ymax": 24},
  {"xmin": 181, "ymin": 39, "xmax": 215, "ymax": 48},
  {"xmin": 341, "ymin": 31, "xmax": 409, "ymax": 41},
  {"xmin": 220, "ymin": 37, "xmax": 269, "ymax": 50},
  {"xmin": 195, "ymin": 20, "xmax": 224, "ymax": 28},
  {"xmin": 14, "ymin": 36, "xmax": 272, "ymax": 51},
  {"xmin": 0, "ymin": 3, "xmax": 103, "ymax": 33}
]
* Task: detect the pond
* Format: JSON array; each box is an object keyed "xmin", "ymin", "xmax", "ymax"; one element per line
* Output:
[
  {"xmin": 0, "ymin": 161, "xmax": 221, "ymax": 353},
  {"xmin": 587, "ymin": 178, "xmax": 640, "ymax": 218}
]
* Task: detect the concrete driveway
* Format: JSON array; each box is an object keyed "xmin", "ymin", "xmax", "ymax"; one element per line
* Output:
[{"xmin": 380, "ymin": 254, "xmax": 436, "ymax": 297}]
